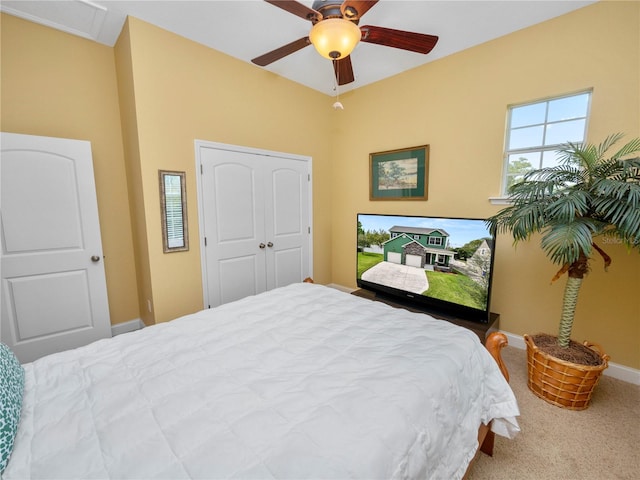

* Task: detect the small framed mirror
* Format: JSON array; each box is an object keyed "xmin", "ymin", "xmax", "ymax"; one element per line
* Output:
[{"xmin": 159, "ymin": 170, "xmax": 189, "ymax": 253}]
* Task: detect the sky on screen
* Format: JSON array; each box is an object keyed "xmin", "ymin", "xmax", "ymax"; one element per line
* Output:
[{"xmin": 358, "ymin": 214, "xmax": 491, "ymax": 248}]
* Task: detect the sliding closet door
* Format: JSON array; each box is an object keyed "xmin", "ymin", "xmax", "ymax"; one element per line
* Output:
[{"xmin": 197, "ymin": 142, "xmax": 312, "ymax": 308}]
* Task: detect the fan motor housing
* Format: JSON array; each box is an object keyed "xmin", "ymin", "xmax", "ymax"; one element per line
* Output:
[{"xmin": 312, "ymin": 0, "xmax": 359, "ymax": 23}]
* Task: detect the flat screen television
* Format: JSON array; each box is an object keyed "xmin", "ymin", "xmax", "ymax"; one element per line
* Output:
[{"xmin": 357, "ymin": 213, "xmax": 497, "ymax": 323}]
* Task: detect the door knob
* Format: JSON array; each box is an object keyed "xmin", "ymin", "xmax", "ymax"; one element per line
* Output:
[
  {"xmin": 267, "ymin": 242, "xmax": 274, "ymax": 248},
  {"xmin": 91, "ymin": 255, "xmax": 101, "ymax": 262},
  {"xmin": 259, "ymin": 243, "xmax": 266, "ymax": 249}
]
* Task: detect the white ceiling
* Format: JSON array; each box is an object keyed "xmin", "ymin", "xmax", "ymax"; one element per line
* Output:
[{"xmin": 1, "ymin": 0, "xmax": 596, "ymax": 96}]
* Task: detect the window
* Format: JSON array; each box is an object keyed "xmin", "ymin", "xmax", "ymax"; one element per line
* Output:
[
  {"xmin": 413, "ymin": 234, "xmax": 421, "ymax": 240},
  {"xmin": 428, "ymin": 237, "xmax": 443, "ymax": 246},
  {"xmin": 502, "ymin": 90, "xmax": 591, "ymax": 194}
]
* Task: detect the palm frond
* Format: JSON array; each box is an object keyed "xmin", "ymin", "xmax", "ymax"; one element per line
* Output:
[
  {"xmin": 490, "ymin": 134, "xmax": 640, "ymax": 262},
  {"xmin": 609, "ymin": 137, "xmax": 640, "ymax": 160},
  {"xmin": 540, "ymin": 220, "xmax": 597, "ymax": 265},
  {"xmin": 509, "ymin": 204, "xmax": 549, "ymax": 241},
  {"xmin": 486, "ymin": 203, "xmax": 547, "ymax": 241},
  {"xmin": 592, "ymin": 158, "xmax": 623, "ymax": 181},
  {"xmin": 621, "ymin": 157, "xmax": 640, "ymax": 179},
  {"xmin": 522, "ymin": 164, "xmax": 582, "ymax": 186},
  {"xmin": 545, "ymin": 190, "xmax": 590, "ymax": 222},
  {"xmin": 595, "ymin": 133, "xmax": 626, "ymax": 159},
  {"xmin": 594, "ymin": 196, "xmax": 640, "ymax": 232},
  {"xmin": 593, "ymin": 177, "xmax": 640, "ymax": 206}
]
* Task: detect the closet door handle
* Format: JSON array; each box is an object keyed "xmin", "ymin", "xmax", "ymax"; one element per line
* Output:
[
  {"xmin": 267, "ymin": 242, "xmax": 274, "ymax": 248},
  {"xmin": 259, "ymin": 243, "xmax": 266, "ymax": 249}
]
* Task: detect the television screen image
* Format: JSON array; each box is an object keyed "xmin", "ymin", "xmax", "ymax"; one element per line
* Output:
[{"xmin": 357, "ymin": 213, "xmax": 497, "ymax": 322}]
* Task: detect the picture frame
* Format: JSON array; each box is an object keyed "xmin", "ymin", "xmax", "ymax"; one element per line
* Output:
[
  {"xmin": 369, "ymin": 145, "xmax": 429, "ymax": 200},
  {"xmin": 159, "ymin": 170, "xmax": 189, "ymax": 253}
]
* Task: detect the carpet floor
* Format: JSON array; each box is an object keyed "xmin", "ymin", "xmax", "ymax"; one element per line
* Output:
[{"xmin": 467, "ymin": 345, "xmax": 640, "ymax": 479}]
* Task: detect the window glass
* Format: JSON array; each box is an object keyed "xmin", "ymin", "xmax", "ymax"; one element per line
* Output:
[
  {"xmin": 505, "ymin": 152, "xmax": 538, "ymax": 191},
  {"xmin": 510, "ymin": 102, "xmax": 546, "ymax": 128},
  {"xmin": 501, "ymin": 90, "xmax": 591, "ymax": 195},
  {"xmin": 509, "ymin": 125, "xmax": 544, "ymax": 149},
  {"xmin": 542, "ymin": 150, "xmax": 562, "ymax": 168},
  {"xmin": 548, "ymin": 94, "xmax": 589, "ymax": 122},
  {"xmin": 544, "ymin": 119, "xmax": 586, "ymax": 145}
]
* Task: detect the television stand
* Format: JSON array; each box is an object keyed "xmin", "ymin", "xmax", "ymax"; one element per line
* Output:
[{"xmin": 351, "ymin": 288, "xmax": 499, "ymax": 345}]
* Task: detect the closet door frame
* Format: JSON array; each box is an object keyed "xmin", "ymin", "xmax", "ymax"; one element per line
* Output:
[{"xmin": 194, "ymin": 140, "xmax": 313, "ymax": 309}]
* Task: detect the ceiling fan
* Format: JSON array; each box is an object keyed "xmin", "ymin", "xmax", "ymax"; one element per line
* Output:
[{"xmin": 251, "ymin": 0, "xmax": 439, "ymax": 86}]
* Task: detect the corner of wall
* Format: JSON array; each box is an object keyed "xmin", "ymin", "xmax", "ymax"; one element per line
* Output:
[{"xmin": 114, "ymin": 18, "xmax": 155, "ymax": 325}]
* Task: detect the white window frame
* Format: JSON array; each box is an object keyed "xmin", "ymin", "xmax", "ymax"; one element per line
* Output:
[
  {"xmin": 500, "ymin": 90, "xmax": 592, "ymax": 196},
  {"xmin": 428, "ymin": 236, "xmax": 443, "ymax": 246}
]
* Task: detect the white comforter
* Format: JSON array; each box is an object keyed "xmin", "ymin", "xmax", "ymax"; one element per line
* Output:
[{"xmin": 5, "ymin": 283, "xmax": 519, "ymax": 479}]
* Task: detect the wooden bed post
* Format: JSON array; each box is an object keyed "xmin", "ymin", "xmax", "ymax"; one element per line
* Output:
[
  {"xmin": 479, "ymin": 332, "xmax": 510, "ymax": 456},
  {"xmin": 485, "ymin": 332, "xmax": 509, "ymax": 382}
]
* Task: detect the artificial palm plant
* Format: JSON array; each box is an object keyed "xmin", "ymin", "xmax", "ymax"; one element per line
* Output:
[{"xmin": 487, "ymin": 133, "xmax": 640, "ymax": 350}]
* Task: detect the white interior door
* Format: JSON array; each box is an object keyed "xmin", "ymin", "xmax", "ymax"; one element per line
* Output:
[
  {"xmin": 200, "ymin": 149, "xmax": 267, "ymax": 307},
  {"xmin": 265, "ymin": 158, "xmax": 310, "ymax": 291},
  {"xmin": 197, "ymin": 142, "xmax": 311, "ymax": 308},
  {"xmin": 1, "ymin": 132, "xmax": 111, "ymax": 363}
]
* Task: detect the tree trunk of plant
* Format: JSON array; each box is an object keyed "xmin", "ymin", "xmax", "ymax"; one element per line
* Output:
[
  {"xmin": 558, "ymin": 276, "xmax": 582, "ymax": 347},
  {"xmin": 557, "ymin": 252, "xmax": 589, "ymax": 348}
]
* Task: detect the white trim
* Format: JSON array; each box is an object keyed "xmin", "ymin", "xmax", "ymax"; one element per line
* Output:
[
  {"xmin": 0, "ymin": 0, "xmax": 107, "ymax": 43},
  {"xmin": 194, "ymin": 140, "xmax": 313, "ymax": 310},
  {"xmin": 489, "ymin": 196, "xmax": 512, "ymax": 205},
  {"xmin": 501, "ymin": 331, "xmax": 640, "ymax": 386},
  {"xmin": 111, "ymin": 318, "xmax": 143, "ymax": 336}
]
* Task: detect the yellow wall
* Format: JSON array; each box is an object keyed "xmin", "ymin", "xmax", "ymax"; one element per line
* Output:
[
  {"xmin": 0, "ymin": 14, "xmax": 140, "ymax": 326},
  {"xmin": 331, "ymin": 0, "xmax": 640, "ymax": 368},
  {"xmin": 113, "ymin": 20, "xmax": 153, "ymax": 325},
  {"xmin": 115, "ymin": 17, "xmax": 334, "ymax": 323},
  {"xmin": 1, "ymin": 1, "xmax": 638, "ymax": 369}
]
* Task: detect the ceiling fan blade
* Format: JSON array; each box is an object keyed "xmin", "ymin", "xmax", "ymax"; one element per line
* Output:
[
  {"xmin": 334, "ymin": 56, "xmax": 355, "ymax": 86},
  {"xmin": 251, "ymin": 37, "xmax": 311, "ymax": 66},
  {"xmin": 341, "ymin": 0, "xmax": 379, "ymax": 20},
  {"xmin": 360, "ymin": 25, "xmax": 439, "ymax": 54},
  {"xmin": 265, "ymin": 0, "xmax": 322, "ymax": 22}
]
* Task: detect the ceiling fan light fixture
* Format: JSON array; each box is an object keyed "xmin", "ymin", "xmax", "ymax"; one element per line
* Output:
[{"xmin": 309, "ymin": 18, "xmax": 361, "ymax": 60}]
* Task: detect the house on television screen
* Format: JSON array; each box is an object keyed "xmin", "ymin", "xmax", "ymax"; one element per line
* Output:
[{"xmin": 383, "ymin": 226, "xmax": 456, "ymax": 270}]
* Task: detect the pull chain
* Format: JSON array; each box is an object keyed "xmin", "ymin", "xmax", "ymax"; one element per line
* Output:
[{"xmin": 332, "ymin": 59, "xmax": 344, "ymax": 110}]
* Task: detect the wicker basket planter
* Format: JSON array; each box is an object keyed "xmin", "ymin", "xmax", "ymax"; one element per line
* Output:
[{"xmin": 524, "ymin": 334, "xmax": 609, "ymax": 410}]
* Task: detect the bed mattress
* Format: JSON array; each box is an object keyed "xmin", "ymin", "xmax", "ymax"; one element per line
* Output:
[{"xmin": 4, "ymin": 283, "xmax": 519, "ymax": 479}]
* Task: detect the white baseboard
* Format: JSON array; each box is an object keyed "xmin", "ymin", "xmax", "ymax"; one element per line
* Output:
[
  {"xmin": 501, "ymin": 331, "xmax": 640, "ymax": 386},
  {"xmin": 111, "ymin": 318, "xmax": 144, "ymax": 336}
]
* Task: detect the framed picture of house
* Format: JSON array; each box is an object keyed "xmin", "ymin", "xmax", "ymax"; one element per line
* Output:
[{"xmin": 369, "ymin": 145, "xmax": 429, "ymax": 200}]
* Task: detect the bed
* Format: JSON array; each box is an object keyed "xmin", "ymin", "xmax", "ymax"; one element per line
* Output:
[{"xmin": 1, "ymin": 282, "xmax": 519, "ymax": 479}]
